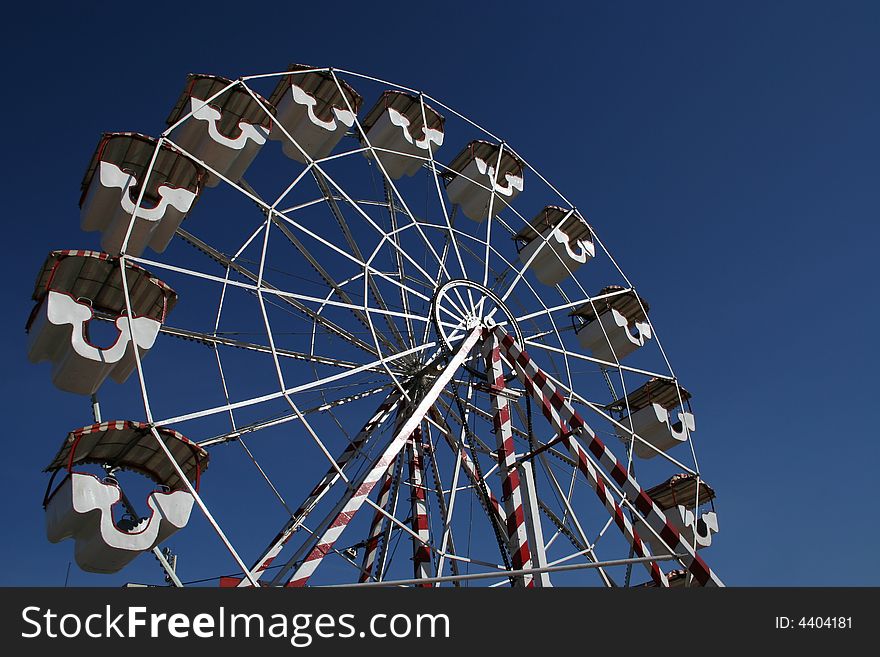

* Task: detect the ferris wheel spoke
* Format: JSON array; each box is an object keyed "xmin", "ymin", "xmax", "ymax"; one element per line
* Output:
[
  {"xmin": 312, "ymin": 170, "xmax": 410, "ymax": 350},
  {"xmin": 304, "ymin": 284, "xmax": 432, "ymax": 324},
  {"xmin": 305, "ymin": 164, "xmax": 441, "ymax": 290},
  {"xmin": 240, "ymin": 173, "xmax": 406, "ymax": 358},
  {"xmin": 199, "ymin": 384, "xmax": 393, "ymax": 448},
  {"xmin": 249, "ymin": 241, "xmax": 372, "ymax": 503},
  {"xmin": 515, "ymin": 287, "xmax": 634, "ymax": 324},
  {"xmin": 154, "ymin": 340, "xmax": 435, "ymax": 428},
  {"xmin": 331, "ymin": 71, "xmax": 460, "ymax": 290},
  {"xmin": 436, "ymin": 302, "xmax": 466, "ymax": 325},
  {"xmin": 382, "ymin": 181, "xmax": 416, "ymax": 348},
  {"xmin": 175, "ymin": 227, "xmax": 382, "ymax": 357},
  {"xmin": 440, "ymin": 230, "xmax": 515, "ymax": 305},
  {"xmin": 274, "ymin": 207, "xmax": 436, "ymax": 309},
  {"xmin": 429, "ymin": 222, "xmax": 474, "ymax": 315},
  {"xmin": 115, "ymin": 315, "xmax": 384, "ymax": 372},
  {"xmin": 209, "ymin": 332, "xmax": 297, "ymax": 519},
  {"xmin": 419, "ymin": 97, "xmax": 473, "ymax": 299},
  {"xmin": 419, "ymin": 217, "xmax": 457, "ymax": 345},
  {"xmin": 268, "ymin": 215, "xmax": 401, "ymax": 354},
  {"xmin": 520, "ymin": 338, "xmax": 674, "ymax": 382},
  {"xmin": 129, "ymin": 253, "xmax": 427, "ymax": 361}
]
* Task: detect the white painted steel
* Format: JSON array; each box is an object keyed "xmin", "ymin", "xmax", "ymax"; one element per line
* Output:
[{"xmin": 30, "ymin": 66, "xmax": 719, "ymax": 587}]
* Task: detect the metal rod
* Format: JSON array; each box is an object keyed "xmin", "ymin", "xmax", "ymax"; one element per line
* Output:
[
  {"xmin": 327, "ymin": 554, "xmax": 686, "ymax": 588},
  {"xmin": 175, "ymin": 227, "xmax": 380, "ymax": 357}
]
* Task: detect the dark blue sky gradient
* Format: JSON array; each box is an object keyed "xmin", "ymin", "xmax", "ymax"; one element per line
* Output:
[{"xmin": 1, "ymin": 1, "xmax": 877, "ymax": 585}]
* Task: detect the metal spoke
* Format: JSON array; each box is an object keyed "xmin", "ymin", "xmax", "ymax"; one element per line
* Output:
[
  {"xmin": 313, "ymin": 170, "xmax": 410, "ymax": 350},
  {"xmin": 176, "ymin": 227, "xmax": 381, "ymax": 357}
]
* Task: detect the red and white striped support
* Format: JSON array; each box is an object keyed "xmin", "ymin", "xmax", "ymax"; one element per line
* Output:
[
  {"xmin": 408, "ymin": 428, "xmax": 433, "ymax": 585},
  {"xmin": 483, "ymin": 332, "xmax": 534, "ymax": 586},
  {"xmin": 240, "ymin": 389, "xmax": 402, "ymax": 586},
  {"xmin": 358, "ymin": 453, "xmax": 402, "ymax": 583},
  {"xmin": 427, "ymin": 408, "xmax": 507, "ymax": 538},
  {"xmin": 280, "ymin": 326, "xmax": 483, "ymax": 587},
  {"xmin": 491, "ymin": 325, "xmax": 723, "ymax": 587}
]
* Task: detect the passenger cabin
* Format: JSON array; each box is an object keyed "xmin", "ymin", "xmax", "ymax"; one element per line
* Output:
[
  {"xmin": 645, "ymin": 473, "xmax": 715, "ymax": 511},
  {"xmin": 80, "ymin": 132, "xmax": 205, "ymax": 256},
  {"xmin": 636, "ymin": 474, "xmax": 719, "ymax": 553},
  {"xmin": 268, "ymin": 64, "xmax": 362, "ymax": 163},
  {"xmin": 571, "ymin": 286, "xmax": 651, "ymax": 362},
  {"xmin": 445, "ymin": 140, "xmax": 525, "ymax": 222},
  {"xmin": 641, "ymin": 569, "xmax": 689, "ymax": 588},
  {"xmin": 514, "ymin": 206, "xmax": 594, "ymax": 286},
  {"xmin": 608, "ymin": 378, "xmax": 695, "ymax": 459},
  {"xmin": 166, "ymin": 74, "xmax": 275, "ymax": 187},
  {"xmin": 26, "ymin": 250, "xmax": 177, "ymax": 395},
  {"xmin": 43, "ymin": 421, "xmax": 207, "ymax": 574},
  {"xmin": 361, "ymin": 91, "xmax": 445, "ymax": 179}
]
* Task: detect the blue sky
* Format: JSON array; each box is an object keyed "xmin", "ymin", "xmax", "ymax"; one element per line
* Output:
[{"xmin": 1, "ymin": 1, "xmax": 877, "ymax": 586}]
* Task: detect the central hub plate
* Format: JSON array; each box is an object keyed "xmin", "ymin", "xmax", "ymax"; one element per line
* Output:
[{"xmin": 430, "ymin": 279, "xmax": 522, "ymax": 356}]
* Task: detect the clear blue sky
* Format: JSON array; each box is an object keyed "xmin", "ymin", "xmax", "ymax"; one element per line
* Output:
[{"xmin": 1, "ymin": 1, "xmax": 877, "ymax": 586}]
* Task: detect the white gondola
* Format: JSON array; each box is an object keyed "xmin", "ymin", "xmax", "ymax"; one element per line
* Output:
[
  {"xmin": 668, "ymin": 504, "xmax": 719, "ymax": 549},
  {"xmin": 610, "ymin": 378, "xmax": 695, "ymax": 459},
  {"xmin": 636, "ymin": 473, "xmax": 719, "ymax": 555},
  {"xmin": 80, "ymin": 133, "xmax": 205, "ymax": 256},
  {"xmin": 43, "ymin": 421, "xmax": 207, "ymax": 574},
  {"xmin": 514, "ymin": 206, "xmax": 595, "ymax": 285},
  {"xmin": 645, "ymin": 472, "xmax": 716, "ymax": 511},
  {"xmin": 166, "ymin": 74, "xmax": 275, "ymax": 187},
  {"xmin": 571, "ymin": 286, "xmax": 651, "ymax": 362},
  {"xmin": 268, "ymin": 64, "xmax": 362, "ymax": 164},
  {"xmin": 26, "ymin": 250, "xmax": 177, "ymax": 395},
  {"xmin": 445, "ymin": 140, "xmax": 525, "ymax": 222},
  {"xmin": 361, "ymin": 90, "xmax": 444, "ymax": 179},
  {"xmin": 641, "ymin": 569, "xmax": 691, "ymax": 588}
]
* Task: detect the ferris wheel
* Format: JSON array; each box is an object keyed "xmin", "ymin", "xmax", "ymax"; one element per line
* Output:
[{"xmin": 26, "ymin": 65, "xmax": 722, "ymax": 587}]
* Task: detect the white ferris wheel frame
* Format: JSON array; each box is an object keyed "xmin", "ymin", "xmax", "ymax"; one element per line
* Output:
[{"xmin": 63, "ymin": 65, "xmax": 719, "ymax": 588}]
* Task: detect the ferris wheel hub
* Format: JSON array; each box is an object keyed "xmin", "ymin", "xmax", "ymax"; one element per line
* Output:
[{"xmin": 430, "ymin": 279, "xmax": 522, "ymax": 357}]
